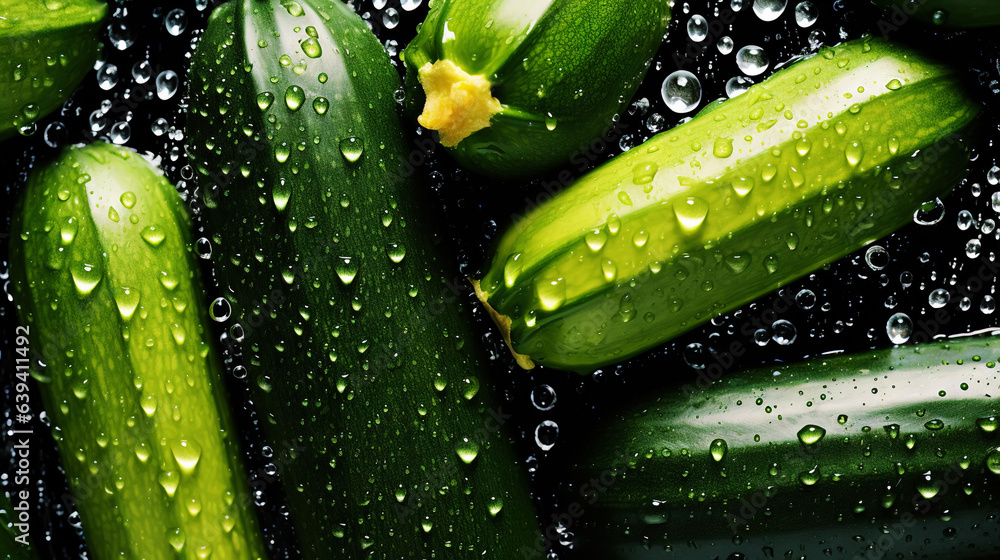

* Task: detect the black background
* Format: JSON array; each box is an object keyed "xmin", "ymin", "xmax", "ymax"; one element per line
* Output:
[{"xmin": 2, "ymin": 0, "xmax": 999, "ymax": 558}]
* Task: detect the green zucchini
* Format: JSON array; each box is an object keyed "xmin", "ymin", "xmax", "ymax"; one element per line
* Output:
[
  {"xmin": 9, "ymin": 143, "xmax": 266, "ymax": 560},
  {"xmin": 870, "ymin": 0, "xmax": 1000, "ymax": 28},
  {"xmin": 566, "ymin": 337, "xmax": 1000, "ymax": 559},
  {"xmin": 186, "ymin": 1, "xmax": 539, "ymax": 558},
  {"xmin": 0, "ymin": 0, "xmax": 106, "ymax": 139},
  {"xmin": 401, "ymin": 0, "xmax": 672, "ymax": 178},
  {"xmin": 474, "ymin": 37, "xmax": 980, "ymax": 373}
]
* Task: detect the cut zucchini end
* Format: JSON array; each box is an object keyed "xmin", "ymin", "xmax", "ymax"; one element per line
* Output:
[
  {"xmin": 416, "ymin": 60, "xmax": 502, "ymax": 147},
  {"xmin": 470, "ymin": 278, "xmax": 535, "ymax": 370}
]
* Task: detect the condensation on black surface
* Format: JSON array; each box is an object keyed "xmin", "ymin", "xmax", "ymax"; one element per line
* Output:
[{"xmin": 1, "ymin": 1, "xmax": 999, "ymax": 558}]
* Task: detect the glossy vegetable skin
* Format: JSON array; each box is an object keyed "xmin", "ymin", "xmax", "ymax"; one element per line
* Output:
[
  {"xmin": 9, "ymin": 143, "xmax": 266, "ymax": 560},
  {"xmin": 870, "ymin": 0, "xmax": 1000, "ymax": 28},
  {"xmin": 186, "ymin": 0, "xmax": 540, "ymax": 558},
  {"xmin": 475, "ymin": 37, "xmax": 980, "ymax": 373},
  {"xmin": 568, "ymin": 337, "xmax": 1000, "ymax": 559},
  {"xmin": 0, "ymin": 0, "xmax": 106, "ymax": 140},
  {"xmin": 402, "ymin": 0, "xmax": 672, "ymax": 178}
]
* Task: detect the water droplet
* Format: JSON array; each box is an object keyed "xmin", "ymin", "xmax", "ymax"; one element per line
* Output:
[
  {"xmin": 114, "ymin": 287, "xmax": 140, "ymax": 321},
  {"xmin": 301, "ymin": 37, "xmax": 322, "ymax": 58},
  {"xmin": 687, "ymin": 14, "xmax": 708, "ymax": 42},
  {"xmin": 140, "ymin": 226, "xmax": 165, "ymax": 247},
  {"xmin": 978, "ymin": 417, "xmax": 998, "ymax": 433},
  {"xmin": 771, "ymin": 319, "xmax": 797, "ymax": 345},
  {"xmin": 71, "ymin": 261, "xmax": 103, "ymax": 296},
  {"xmin": 798, "ymin": 466, "xmax": 820, "ymax": 486},
  {"xmin": 674, "ymin": 197, "xmax": 709, "ymax": 230},
  {"xmin": 717, "ymin": 36, "xmax": 734, "ymax": 55},
  {"xmin": 503, "ymin": 253, "xmax": 523, "ymax": 287},
  {"xmin": 965, "ymin": 238, "xmax": 981, "ymax": 259},
  {"xmin": 845, "ymin": 142, "xmax": 864, "ymax": 166},
  {"xmin": 158, "ymin": 470, "xmax": 179, "ymax": 497},
  {"xmin": 710, "ymin": 438, "xmax": 728, "ymax": 461},
  {"xmin": 661, "ymin": 70, "xmax": 702, "ymax": 113},
  {"xmin": 864, "ymin": 245, "xmax": 888, "ymax": 270},
  {"xmin": 272, "ymin": 179, "xmax": 290, "ymax": 211},
  {"xmin": 167, "ymin": 528, "xmax": 185, "ymax": 552},
  {"xmin": 928, "ymin": 288, "xmax": 950, "ymax": 309},
  {"xmin": 209, "ymin": 297, "xmax": 231, "ymax": 322},
  {"xmin": 335, "ymin": 256, "xmax": 358, "ymax": 285},
  {"xmin": 731, "ymin": 175, "xmax": 754, "ymax": 196},
  {"xmin": 383, "ymin": 7, "xmax": 400, "ymax": 28},
  {"xmin": 726, "ymin": 75, "xmax": 754, "ymax": 97},
  {"xmin": 916, "ymin": 472, "xmax": 940, "ymax": 498},
  {"xmin": 886, "ymin": 312, "xmax": 912, "ymax": 343},
  {"xmin": 155, "ymin": 70, "xmax": 179, "ymax": 100},
  {"xmin": 986, "ymin": 448, "xmax": 1000, "ymax": 475},
  {"xmin": 913, "ymin": 197, "xmax": 945, "ymax": 225},
  {"xmin": 164, "ymin": 8, "xmax": 188, "ymax": 35},
  {"xmin": 488, "ymin": 496, "xmax": 504, "ymax": 517},
  {"xmin": 170, "ymin": 439, "xmax": 202, "ymax": 474},
  {"xmin": 632, "ymin": 162, "xmax": 658, "ymax": 184},
  {"xmin": 536, "ymin": 278, "xmax": 566, "ymax": 311},
  {"xmin": 794, "ymin": 1, "xmax": 817, "ymax": 27},
  {"xmin": 313, "ymin": 96, "xmax": 329, "ymax": 114},
  {"xmin": 109, "ymin": 121, "xmax": 131, "ymax": 144},
  {"xmin": 754, "ymin": 0, "xmax": 788, "ymax": 21},
  {"xmin": 132, "ymin": 60, "xmax": 152, "ymax": 84},
  {"xmin": 97, "ymin": 63, "xmax": 119, "ymax": 90},
  {"xmin": 257, "ymin": 92, "xmax": 275, "ymax": 111},
  {"xmin": 797, "ymin": 424, "xmax": 826, "ymax": 445},
  {"xmin": 601, "ymin": 259, "xmax": 617, "ymax": 282},
  {"xmin": 386, "ymin": 243, "xmax": 406, "ymax": 263},
  {"xmin": 531, "ymin": 385, "xmax": 557, "ymax": 411},
  {"xmin": 339, "ymin": 137, "xmax": 364, "ymax": 162},
  {"xmin": 713, "ymin": 137, "xmax": 734, "ymax": 158},
  {"xmin": 284, "ymin": 85, "xmax": 305, "ymax": 111},
  {"xmin": 455, "ymin": 437, "xmax": 480, "ymax": 464},
  {"xmin": 584, "ymin": 228, "xmax": 608, "ymax": 251},
  {"xmin": 535, "ymin": 420, "xmax": 559, "ymax": 451},
  {"xmin": 924, "ymin": 419, "xmax": 945, "ymax": 431},
  {"xmin": 736, "ymin": 45, "xmax": 770, "ymax": 76}
]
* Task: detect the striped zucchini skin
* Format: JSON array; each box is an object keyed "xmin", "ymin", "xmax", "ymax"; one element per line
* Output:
[
  {"xmin": 0, "ymin": 0, "xmax": 106, "ymax": 139},
  {"xmin": 476, "ymin": 37, "xmax": 980, "ymax": 373},
  {"xmin": 567, "ymin": 337, "xmax": 1000, "ymax": 559},
  {"xmin": 870, "ymin": 0, "xmax": 1000, "ymax": 28},
  {"xmin": 402, "ymin": 0, "xmax": 672, "ymax": 178},
  {"xmin": 9, "ymin": 143, "xmax": 266, "ymax": 560},
  {"xmin": 186, "ymin": 1, "xmax": 540, "ymax": 558}
]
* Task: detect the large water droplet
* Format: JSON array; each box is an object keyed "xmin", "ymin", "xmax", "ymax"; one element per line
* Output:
[
  {"xmin": 164, "ymin": 8, "xmax": 188, "ymax": 36},
  {"xmin": 886, "ymin": 312, "xmax": 912, "ymax": 344},
  {"xmin": 285, "ymin": 85, "xmax": 305, "ymax": 111},
  {"xmin": 753, "ymin": 0, "xmax": 788, "ymax": 21},
  {"xmin": 710, "ymin": 439, "xmax": 728, "ymax": 461},
  {"xmin": 156, "ymin": 70, "xmax": 179, "ymax": 100},
  {"xmin": 661, "ymin": 70, "xmax": 702, "ymax": 113},
  {"xmin": 455, "ymin": 437, "xmax": 480, "ymax": 464},
  {"xmin": 687, "ymin": 15, "xmax": 708, "ymax": 42},
  {"xmin": 736, "ymin": 46, "xmax": 770, "ymax": 76},
  {"xmin": 336, "ymin": 256, "xmax": 358, "ymax": 285},
  {"xmin": 339, "ymin": 137, "xmax": 364, "ymax": 162},
  {"xmin": 535, "ymin": 420, "xmax": 559, "ymax": 451},
  {"xmin": 794, "ymin": 1, "xmax": 817, "ymax": 27},
  {"xmin": 536, "ymin": 278, "xmax": 566, "ymax": 311},
  {"xmin": 115, "ymin": 286, "xmax": 140, "ymax": 321},
  {"xmin": 71, "ymin": 261, "xmax": 103, "ymax": 296},
  {"xmin": 170, "ymin": 439, "xmax": 202, "ymax": 474},
  {"xmin": 674, "ymin": 197, "xmax": 709, "ymax": 230},
  {"xmin": 797, "ymin": 424, "xmax": 826, "ymax": 445}
]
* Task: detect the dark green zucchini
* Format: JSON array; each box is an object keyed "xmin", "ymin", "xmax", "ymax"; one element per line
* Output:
[
  {"xmin": 9, "ymin": 143, "xmax": 266, "ymax": 560},
  {"xmin": 567, "ymin": 337, "xmax": 1000, "ymax": 559},
  {"xmin": 0, "ymin": 0, "xmax": 106, "ymax": 139},
  {"xmin": 186, "ymin": 0, "xmax": 539, "ymax": 558},
  {"xmin": 402, "ymin": 0, "xmax": 672, "ymax": 178},
  {"xmin": 870, "ymin": 0, "xmax": 1000, "ymax": 28},
  {"xmin": 474, "ymin": 37, "xmax": 980, "ymax": 372}
]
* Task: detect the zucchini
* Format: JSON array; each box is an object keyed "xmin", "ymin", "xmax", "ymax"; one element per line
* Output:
[
  {"xmin": 401, "ymin": 0, "xmax": 672, "ymax": 178},
  {"xmin": 186, "ymin": 1, "xmax": 539, "ymax": 557},
  {"xmin": 870, "ymin": 0, "xmax": 1000, "ymax": 28},
  {"xmin": 474, "ymin": 37, "xmax": 980, "ymax": 373},
  {"xmin": 567, "ymin": 337, "xmax": 1000, "ymax": 559},
  {"xmin": 9, "ymin": 143, "xmax": 266, "ymax": 560},
  {"xmin": 0, "ymin": 0, "xmax": 106, "ymax": 139}
]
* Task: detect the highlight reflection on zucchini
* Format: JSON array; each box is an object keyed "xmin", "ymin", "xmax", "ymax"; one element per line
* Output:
[
  {"xmin": 9, "ymin": 142, "xmax": 266, "ymax": 560},
  {"xmin": 568, "ymin": 337, "xmax": 1000, "ymax": 559},
  {"xmin": 402, "ymin": 0, "xmax": 672, "ymax": 178},
  {"xmin": 475, "ymin": 37, "xmax": 980, "ymax": 373}
]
